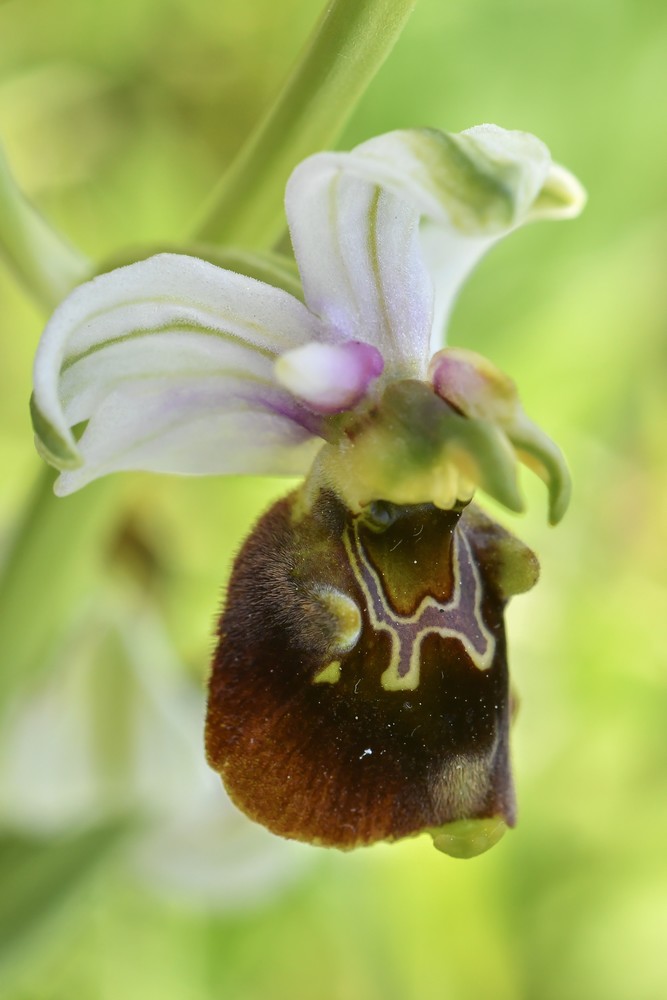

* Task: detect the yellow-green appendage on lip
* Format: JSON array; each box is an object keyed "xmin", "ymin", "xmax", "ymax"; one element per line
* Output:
[{"xmin": 430, "ymin": 817, "xmax": 507, "ymax": 858}]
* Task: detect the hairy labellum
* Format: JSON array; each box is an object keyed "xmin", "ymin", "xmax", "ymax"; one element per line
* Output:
[{"xmin": 206, "ymin": 488, "xmax": 538, "ymax": 856}]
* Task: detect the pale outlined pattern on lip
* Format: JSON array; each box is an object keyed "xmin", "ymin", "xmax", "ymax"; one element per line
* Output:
[{"xmin": 343, "ymin": 523, "xmax": 495, "ymax": 692}]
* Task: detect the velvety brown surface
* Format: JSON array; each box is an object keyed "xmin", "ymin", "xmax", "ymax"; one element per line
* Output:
[{"xmin": 206, "ymin": 491, "xmax": 525, "ymax": 848}]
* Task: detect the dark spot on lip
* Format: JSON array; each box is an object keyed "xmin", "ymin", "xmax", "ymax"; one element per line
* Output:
[{"xmin": 358, "ymin": 504, "xmax": 460, "ymax": 616}]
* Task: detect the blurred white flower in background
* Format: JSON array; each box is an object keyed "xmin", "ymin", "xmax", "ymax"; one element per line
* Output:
[{"xmin": 0, "ymin": 593, "xmax": 313, "ymax": 910}]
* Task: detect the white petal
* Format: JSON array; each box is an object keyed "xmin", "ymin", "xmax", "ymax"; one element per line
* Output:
[
  {"xmin": 285, "ymin": 160, "xmax": 434, "ymax": 379},
  {"xmin": 32, "ymin": 253, "xmax": 325, "ymax": 489},
  {"xmin": 349, "ymin": 125, "xmax": 552, "ymax": 229},
  {"xmin": 54, "ymin": 375, "xmax": 324, "ymax": 495},
  {"xmin": 288, "ymin": 126, "xmax": 586, "ymax": 359}
]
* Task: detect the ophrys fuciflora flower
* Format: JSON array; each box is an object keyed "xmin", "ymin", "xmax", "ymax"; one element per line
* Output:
[{"xmin": 31, "ymin": 125, "xmax": 585, "ymax": 856}]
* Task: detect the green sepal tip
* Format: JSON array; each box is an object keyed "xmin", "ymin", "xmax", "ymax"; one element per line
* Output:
[{"xmin": 30, "ymin": 394, "xmax": 82, "ymax": 471}]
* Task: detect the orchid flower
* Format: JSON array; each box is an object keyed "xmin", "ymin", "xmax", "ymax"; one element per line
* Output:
[{"xmin": 31, "ymin": 124, "xmax": 585, "ymax": 858}]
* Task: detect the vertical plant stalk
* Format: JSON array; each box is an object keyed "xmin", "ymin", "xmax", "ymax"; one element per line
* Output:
[
  {"xmin": 0, "ymin": 144, "xmax": 90, "ymax": 311},
  {"xmin": 194, "ymin": 0, "xmax": 418, "ymax": 249},
  {"xmin": 0, "ymin": 470, "xmax": 120, "ymax": 709}
]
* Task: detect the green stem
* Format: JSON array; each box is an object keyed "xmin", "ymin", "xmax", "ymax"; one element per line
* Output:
[
  {"xmin": 0, "ymin": 144, "xmax": 90, "ymax": 310},
  {"xmin": 0, "ymin": 467, "xmax": 120, "ymax": 710},
  {"xmin": 194, "ymin": 0, "xmax": 417, "ymax": 249}
]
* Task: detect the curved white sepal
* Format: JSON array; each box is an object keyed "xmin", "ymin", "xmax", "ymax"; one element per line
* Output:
[
  {"xmin": 285, "ymin": 161, "xmax": 434, "ymax": 379},
  {"xmin": 32, "ymin": 253, "xmax": 325, "ymax": 491},
  {"xmin": 289, "ymin": 125, "xmax": 586, "ymax": 355}
]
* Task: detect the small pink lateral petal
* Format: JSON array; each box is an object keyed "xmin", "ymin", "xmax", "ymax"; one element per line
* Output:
[
  {"xmin": 428, "ymin": 347, "xmax": 519, "ymax": 424},
  {"xmin": 275, "ymin": 340, "xmax": 384, "ymax": 414}
]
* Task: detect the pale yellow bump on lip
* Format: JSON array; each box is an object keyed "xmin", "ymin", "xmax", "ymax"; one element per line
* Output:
[
  {"xmin": 313, "ymin": 660, "xmax": 342, "ymax": 685},
  {"xmin": 315, "ymin": 587, "xmax": 362, "ymax": 653}
]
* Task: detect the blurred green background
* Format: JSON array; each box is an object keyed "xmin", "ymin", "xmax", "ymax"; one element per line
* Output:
[{"xmin": 1, "ymin": 0, "xmax": 666, "ymax": 998}]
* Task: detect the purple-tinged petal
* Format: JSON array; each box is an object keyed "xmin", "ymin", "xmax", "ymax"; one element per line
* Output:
[
  {"xmin": 429, "ymin": 347, "xmax": 518, "ymax": 424},
  {"xmin": 285, "ymin": 162, "xmax": 434, "ymax": 379},
  {"xmin": 274, "ymin": 340, "xmax": 384, "ymax": 414},
  {"xmin": 32, "ymin": 253, "xmax": 326, "ymax": 491},
  {"xmin": 288, "ymin": 126, "xmax": 585, "ymax": 361},
  {"xmin": 55, "ymin": 375, "xmax": 326, "ymax": 496}
]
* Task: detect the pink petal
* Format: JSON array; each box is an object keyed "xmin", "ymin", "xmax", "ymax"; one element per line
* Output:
[{"xmin": 275, "ymin": 340, "xmax": 384, "ymax": 414}]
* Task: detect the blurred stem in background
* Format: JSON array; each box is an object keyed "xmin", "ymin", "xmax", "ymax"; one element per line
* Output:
[
  {"xmin": 194, "ymin": 0, "xmax": 417, "ymax": 248},
  {"xmin": 0, "ymin": 144, "xmax": 90, "ymax": 311},
  {"xmin": 0, "ymin": 0, "xmax": 419, "ymax": 697},
  {"xmin": 0, "ymin": 470, "xmax": 120, "ymax": 710}
]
